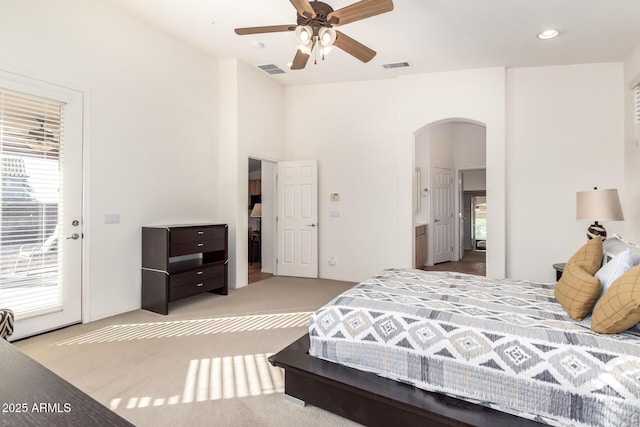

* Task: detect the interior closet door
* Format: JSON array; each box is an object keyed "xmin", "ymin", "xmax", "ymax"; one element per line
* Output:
[
  {"xmin": 276, "ymin": 160, "xmax": 318, "ymax": 278},
  {"xmin": 431, "ymin": 167, "xmax": 453, "ymax": 264}
]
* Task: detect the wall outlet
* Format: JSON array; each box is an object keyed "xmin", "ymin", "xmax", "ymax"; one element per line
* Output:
[{"xmin": 328, "ymin": 256, "xmax": 337, "ymax": 266}]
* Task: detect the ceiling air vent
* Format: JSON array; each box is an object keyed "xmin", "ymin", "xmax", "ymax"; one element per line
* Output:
[
  {"xmin": 258, "ymin": 64, "xmax": 285, "ymax": 75},
  {"xmin": 382, "ymin": 62, "xmax": 411, "ymax": 69}
]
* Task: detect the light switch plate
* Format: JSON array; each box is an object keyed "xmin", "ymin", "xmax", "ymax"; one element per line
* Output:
[{"xmin": 104, "ymin": 213, "xmax": 120, "ymax": 224}]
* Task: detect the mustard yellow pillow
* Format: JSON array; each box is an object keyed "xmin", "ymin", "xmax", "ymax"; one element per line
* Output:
[
  {"xmin": 566, "ymin": 237, "xmax": 603, "ymax": 275},
  {"xmin": 554, "ymin": 263, "xmax": 601, "ymax": 320},
  {"xmin": 591, "ymin": 265, "xmax": 640, "ymax": 334}
]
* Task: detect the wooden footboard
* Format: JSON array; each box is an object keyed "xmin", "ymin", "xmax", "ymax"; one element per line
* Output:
[{"xmin": 269, "ymin": 334, "xmax": 542, "ymax": 427}]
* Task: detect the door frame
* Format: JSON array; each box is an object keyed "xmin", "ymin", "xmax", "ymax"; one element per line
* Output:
[
  {"xmin": 456, "ymin": 168, "xmax": 487, "ymax": 262},
  {"xmin": 0, "ymin": 68, "xmax": 88, "ymax": 339},
  {"xmin": 246, "ymin": 157, "xmax": 277, "ymax": 277}
]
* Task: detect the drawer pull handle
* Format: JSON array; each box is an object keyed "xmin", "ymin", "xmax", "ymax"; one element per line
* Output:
[
  {"xmin": 196, "ymin": 283, "xmax": 204, "ymax": 287},
  {"xmin": 197, "ymin": 243, "xmax": 204, "ymax": 247},
  {"xmin": 196, "ymin": 271, "xmax": 204, "ymax": 275},
  {"xmin": 197, "ymin": 231, "xmax": 204, "ymax": 235}
]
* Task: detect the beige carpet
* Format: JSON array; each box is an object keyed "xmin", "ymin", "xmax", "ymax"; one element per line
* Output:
[{"xmin": 15, "ymin": 276, "xmax": 361, "ymax": 427}]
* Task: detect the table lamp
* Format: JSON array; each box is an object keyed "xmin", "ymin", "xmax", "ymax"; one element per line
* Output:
[
  {"xmin": 250, "ymin": 203, "xmax": 262, "ymax": 232},
  {"xmin": 576, "ymin": 187, "xmax": 624, "ymax": 240}
]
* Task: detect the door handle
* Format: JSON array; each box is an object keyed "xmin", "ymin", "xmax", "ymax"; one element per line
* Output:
[
  {"xmin": 307, "ymin": 224, "xmax": 317, "ymax": 227},
  {"xmin": 66, "ymin": 233, "xmax": 80, "ymax": 240},
  {"xmin": 434, "ymin": 219, "xmax": 440, "ymax": 223}
]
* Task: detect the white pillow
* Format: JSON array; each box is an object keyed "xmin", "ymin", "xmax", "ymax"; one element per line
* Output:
[
  {"xmin": 603, "ymin": 234, "xmax": 640, "ymax": 265},
  {"xmin": 595, "ymin": 249, "xmax": 634, "ymax": 298}
]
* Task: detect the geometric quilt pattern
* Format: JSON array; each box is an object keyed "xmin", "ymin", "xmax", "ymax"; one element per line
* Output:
[{"xmin": 308, "ymin": 269, "xmax": 640, "ymax": 427}]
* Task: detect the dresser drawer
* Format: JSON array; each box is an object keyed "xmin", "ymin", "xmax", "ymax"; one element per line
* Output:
[
  {"xmin": 169, "ymin": 263, "xmax": 226, "ymax": 288},
  {"xmin": 169, "ymin": 276, "xmax": 225, "ymax": 302},
  {"xmin": 170, "ymin": 239, "xmax": 225, "ymax": 257},
  {"xmin": 171, "ymin": 226, "xmax": 226, "ymax": 244}
]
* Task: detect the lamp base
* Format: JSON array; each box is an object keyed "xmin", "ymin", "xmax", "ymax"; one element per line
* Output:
[{"xmin": 587, "ymin": 221, "xmax": 606, "ymax": 240}]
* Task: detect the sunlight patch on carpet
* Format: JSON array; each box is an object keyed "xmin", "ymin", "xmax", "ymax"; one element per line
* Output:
[
  {"xmin": 55, "ymin": 312, "xmax": 314, "ymax": 345},
  {"xmin": 109, "ymin": 353, "xmax": 284, "ymax": 410}
]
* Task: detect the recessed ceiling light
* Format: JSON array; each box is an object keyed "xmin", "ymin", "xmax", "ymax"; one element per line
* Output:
[{"xmin": 537, "ymin": 29, "xmax": 559, "ymax": 40}]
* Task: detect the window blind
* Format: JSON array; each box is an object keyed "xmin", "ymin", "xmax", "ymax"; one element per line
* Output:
[{"xmin": 0, "ymin": 89, "xmax": 65, "ymax": 319}]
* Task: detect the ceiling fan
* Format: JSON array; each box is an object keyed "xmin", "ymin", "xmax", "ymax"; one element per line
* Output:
[
  {"xmin": 26, "ymin": 118, "xmax": 58, "ymax": 152},
  {"xmin": 234, "ymin": 0, "xmax": 394, "ymax": 70}
]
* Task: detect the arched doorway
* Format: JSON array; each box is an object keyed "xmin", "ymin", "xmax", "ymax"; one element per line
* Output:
[{"xmin": 413, "ymin": 118, "xmax": 487, "ymax": 273}]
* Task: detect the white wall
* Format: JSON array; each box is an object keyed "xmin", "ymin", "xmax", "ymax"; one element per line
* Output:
[
  {"xmin": 285, "ymin": 68, "xmax": 506, "ymax": 281},
  {"xmin": 285, "ymin": 64, "xmax": 629, "ymax": 284},
  {"xmin": 0, "ymin": 0, "xmax": 219, "ymax": 321},
  {"xmin": 463, "ymin": 170, "xmax": 487, "ymax": 192},
  {"xmin": 624, "ymin": 42, "xmax": 640, "ymax": 243},
  {"xmin": 285, "ymin": 79, "xmax": 400, "ymax": 282},
  {"xmin": 260, "ymin": 161, "xmax": 276, "ymax": 274},
  {"xmin": 454, "ymin": 124, "xmax": 487, "ymax": 169},
  {"xmin": 506, "ymin": 63, "xmax": 625, "ymax": 281},
  {"xmin": 414, "ymin": 132, "xmax": 430, "ymax": 224},
  {"xmin": 218, "ymin": 59, "xmax": 285, "ymax": 288},
  {"xmin": 398, "ymin": 68, "xmax": 507, "ymax": 279}
]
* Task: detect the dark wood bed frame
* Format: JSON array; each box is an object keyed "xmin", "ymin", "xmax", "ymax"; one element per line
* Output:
[{"xmin": 269, "ymin": 334, "xmax": 543, "ymax": 427}]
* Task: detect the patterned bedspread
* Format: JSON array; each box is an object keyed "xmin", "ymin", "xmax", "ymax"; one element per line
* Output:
[{"xmin": 308, "ymin": 269, "xmax": 640, "ymax": 426}]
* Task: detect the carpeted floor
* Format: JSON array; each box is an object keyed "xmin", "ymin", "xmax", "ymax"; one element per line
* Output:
[
  {"xmin": 14, "ymin": 276, "xmax": 360, "ymax": 427},
  {"xmin": 421, "ymin": 250, "xmax": 486, "ymax": 276}
]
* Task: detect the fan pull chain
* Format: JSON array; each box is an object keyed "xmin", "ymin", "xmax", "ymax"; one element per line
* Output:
[{"xmin": 314, "ymin": 37, "xmax": 318, "ymax": 65}]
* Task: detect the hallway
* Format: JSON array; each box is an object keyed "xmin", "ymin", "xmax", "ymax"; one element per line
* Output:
[{"xmin": 421, "ymin": 250, "xmax": 486, "ymax": 276}]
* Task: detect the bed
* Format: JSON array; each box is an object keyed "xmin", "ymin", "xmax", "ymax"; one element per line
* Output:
[{"xmin": 269, "ymin": 237, "xmax": 640, "ymax": 427}]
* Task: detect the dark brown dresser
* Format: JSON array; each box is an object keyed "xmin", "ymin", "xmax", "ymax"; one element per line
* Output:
[{"xmin": 141, "ymin": 223, "xmax": 228, "ymax": 315}]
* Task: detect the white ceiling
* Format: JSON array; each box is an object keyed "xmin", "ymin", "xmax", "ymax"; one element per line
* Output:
[{"xmin": 109, "ymin": 0, "xmax": 640, "ymax": 86}]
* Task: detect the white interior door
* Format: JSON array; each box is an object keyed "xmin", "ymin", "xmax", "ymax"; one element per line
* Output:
[
  {"xmin": 0, "ymin": 74, "xmax": 83, "ymax": 340},
  {"xmin": 432, "ymin": 167, "xmax": 453, "ymax": 264},
  {"xmin": 277, "ymin": 160, "xmax": 318, "ymax": 278}
]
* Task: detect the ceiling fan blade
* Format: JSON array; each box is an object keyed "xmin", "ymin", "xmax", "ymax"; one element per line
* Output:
[
  {"xmin": 291, "ymin": 50, "xmax": 310, "ymax": 70},
  {"xmin": 328, "ymin": 0, "xmax": 394, "ymax": 26},
  {"xmin": 289, "ymin": 0, "xmax": 316, "ymax": 19},
  {"xmin": 235, "ymin": 25, "xmax": 295, "ymax": 35},
  {"xmin": 291, "ymin": 40, "xmax": 316, "ymax": 70},
  {"xmin": 333, "ymin": 31, "xmax": 376, "ymax": 63}
]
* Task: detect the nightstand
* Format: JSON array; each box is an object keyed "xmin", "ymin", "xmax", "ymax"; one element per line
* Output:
[{"xmin": 553, "ymin": 263, "xmax": 566, "ymax": 281}]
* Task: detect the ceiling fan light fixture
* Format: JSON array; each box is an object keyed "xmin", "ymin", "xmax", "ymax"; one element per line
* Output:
[
  {"xmin": 295, "ymin": 25, "xmax": 314, "ymax": 54},
  {"xmin": 295, "ymin": 25, "xmax": 313, "ymax": 44},
  {"xmin": 318, "ymin": 27, "xmax": 336, "ymax": 47}
]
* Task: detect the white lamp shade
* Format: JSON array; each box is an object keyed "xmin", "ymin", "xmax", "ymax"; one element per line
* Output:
[
  {"xmin": 318, "ymin": 27, "xmax": 336, "ymax": 47},
  {"xmin": 250, "ymin": 203, "xmax": 262, "ymax": 218},
  {"xmin": 576, "ymin": 188, "xmax": 624, "ymax": 221},
  {"xmin": 295, "ymin": 25, "xmax": 315, "ymax": 54}
]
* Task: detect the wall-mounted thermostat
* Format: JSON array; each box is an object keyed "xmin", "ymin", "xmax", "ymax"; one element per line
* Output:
[{"xmin": 330, "ymin": 193, "xmax": 340, "ymax": 201}]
